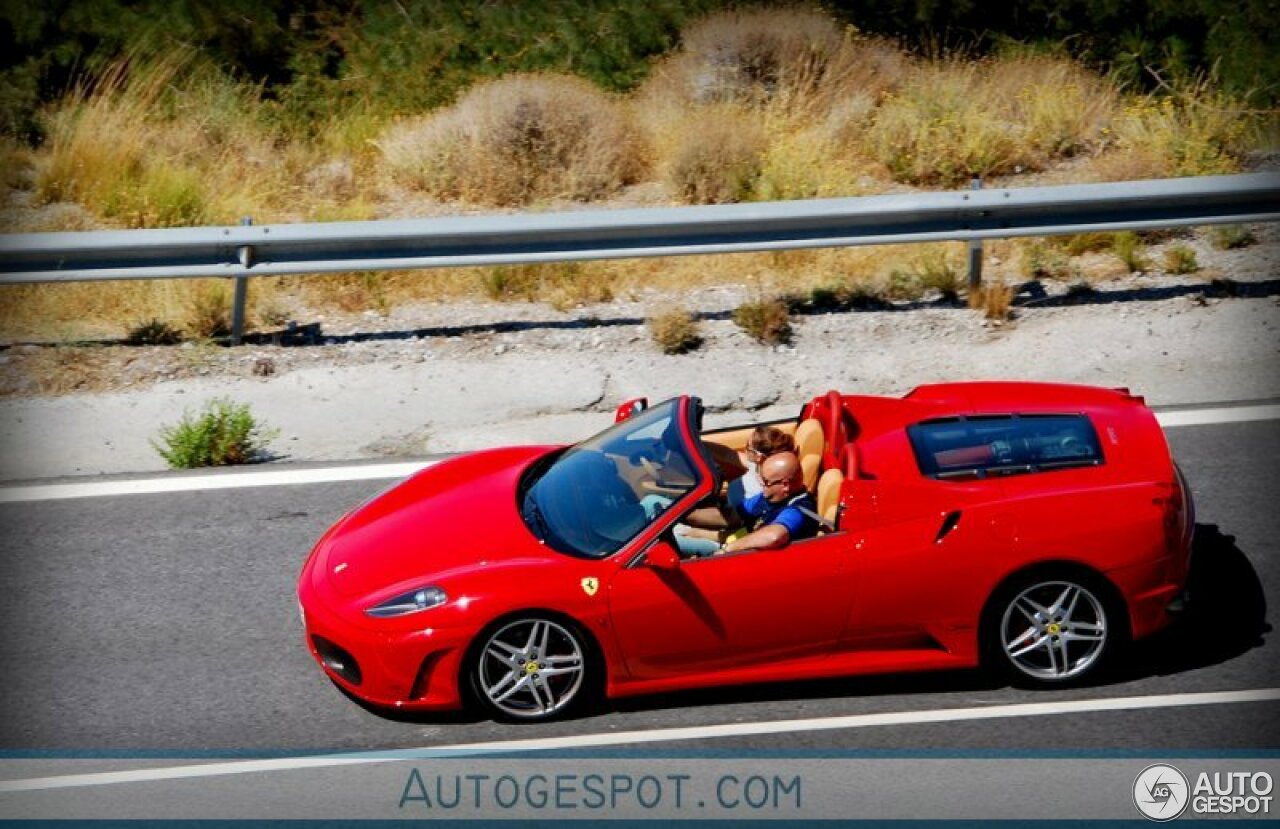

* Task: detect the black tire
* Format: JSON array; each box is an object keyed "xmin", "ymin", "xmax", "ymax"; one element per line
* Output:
[
  {"xmin": 465, "ymin": 613, "xmax": 600, "ymax": 722},
  {"xmin": 981, "ymin": 566, "xmax": 1128, "ymax": 688}
]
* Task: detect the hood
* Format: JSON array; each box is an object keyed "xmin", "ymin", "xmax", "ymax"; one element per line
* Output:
[{"xmin": 319, "ymin": 445, "xmax": 557, "ymax": 600}]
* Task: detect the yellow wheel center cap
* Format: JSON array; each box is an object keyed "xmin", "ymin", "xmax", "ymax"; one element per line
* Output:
[
  {"xmin": 1046, "ymin": 623, "xmax": 1062, "ymax": 635},
  {"xmin": 525, "ymin": 662, "xmax": 540, "ymax": 674}
]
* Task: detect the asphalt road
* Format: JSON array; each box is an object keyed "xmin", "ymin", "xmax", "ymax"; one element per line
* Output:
[{"xmin": 1, "ymin": 418, "xmax": 1276, "ymax": 756}]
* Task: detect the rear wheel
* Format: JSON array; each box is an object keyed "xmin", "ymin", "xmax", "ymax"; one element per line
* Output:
[
  {"xmin": 984, "ymin": 570, "xmax": 1124, "ymax": 686},
  {"xmin": 468, "ymin": 615, "xmax": 595, "ymax": 722}
]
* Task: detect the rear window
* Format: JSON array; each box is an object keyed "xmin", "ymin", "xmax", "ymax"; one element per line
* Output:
[{"xmin": 907, "ymin": 414, "xmax": 1104, "ymax": 480}]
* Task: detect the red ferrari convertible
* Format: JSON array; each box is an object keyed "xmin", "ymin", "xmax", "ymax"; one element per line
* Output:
[{"xmin": 298, "ymin": 382, "xmax": 1194, "ymax": 721}]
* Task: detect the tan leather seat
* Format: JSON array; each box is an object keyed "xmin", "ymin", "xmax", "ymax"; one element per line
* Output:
[
  {"xmin": 794, "ymin": 418, "xmax": 824, "ymax": 492},
  {"xmin": 816, "ymin": 467, "xmax": 844, "ymax": 528}
]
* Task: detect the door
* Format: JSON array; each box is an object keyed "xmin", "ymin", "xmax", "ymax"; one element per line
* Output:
[{"xmin": 607, "ymin": 533, "xmax": 852, "ymax": 680}]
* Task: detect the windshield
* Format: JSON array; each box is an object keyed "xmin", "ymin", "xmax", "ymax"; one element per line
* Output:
[{"xmin": 519, "ymin": 398, "xmax": 703, "ymax": 558}]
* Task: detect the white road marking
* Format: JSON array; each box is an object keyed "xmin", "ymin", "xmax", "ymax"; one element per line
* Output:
[
  {"xmin": 0, "ymin": 461, "xmax": 436, "ymax": 503},
  {"xmin": 1155, "ymin": 403, "xmax": 1280, "ymax": 428},
  {"xmin": 1, "ymin": 403, "xmax": 1276, "ymax": 504},
  {"xmin": 1, "ymin": 688, "xmax": 1276, "ymax": 792}
]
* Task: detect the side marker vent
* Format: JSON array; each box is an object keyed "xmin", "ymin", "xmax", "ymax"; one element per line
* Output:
[{"xmin": 935, "ymin": 511, "xmax": 962, "ymax": 544}]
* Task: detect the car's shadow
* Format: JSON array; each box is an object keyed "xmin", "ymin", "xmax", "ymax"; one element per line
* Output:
[
  {"xmin": 606, "ymin": 667, "xmax": 1003, "ymax": 717},
  {"xmin": 356, "ymin": 523, "xmax": 1267, "ymax": 725},
  {"xmin": 613, "ymin": 524, "xmax": 1269, "ymax": 715},
  {"xmin": 1115, "ymin": 523, "xmax": 1270, "ymax": 681}
]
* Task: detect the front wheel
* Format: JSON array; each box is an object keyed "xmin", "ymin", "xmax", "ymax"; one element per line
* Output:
[
  {"xmin": 984, "ymin": 572, "xmax": 1124, "ymax": 686},
  {"xmin": 468, "ymin": 615, "xmax": 596, "ymax": 722}
]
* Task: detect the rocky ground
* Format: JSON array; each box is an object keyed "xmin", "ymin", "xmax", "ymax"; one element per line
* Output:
[{"xmin": 0, "ymin": 221, "xmax": 1277, "ymax": 482}]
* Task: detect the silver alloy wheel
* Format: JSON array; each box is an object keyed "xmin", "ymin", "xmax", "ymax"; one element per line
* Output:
[
  {"xmin": 477, "ymin": 618, "xmax": 586, "ymax": 719},
  {"xmin": 999, "ymin": 580, "xmax": 1108, "ymax": 681}
]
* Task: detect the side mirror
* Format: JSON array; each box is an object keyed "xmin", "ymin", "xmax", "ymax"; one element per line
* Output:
[
  {"xmin": 614, "ymin": 397, "xmax": 649, "ymax": 423},
  {"xmin": 646, "ymin": 541, "xmax": 680, "ymax": 570}
]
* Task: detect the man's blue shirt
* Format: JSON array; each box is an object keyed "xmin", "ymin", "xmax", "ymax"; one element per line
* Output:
[{"xmin": 736, "ymin": 491, "xmax": 820, "ymax": 541}]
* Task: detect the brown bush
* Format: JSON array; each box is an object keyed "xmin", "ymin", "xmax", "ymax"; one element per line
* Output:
[
  {"xmin": 864, "ymin": 55, "xmax": 1119, "ymax": 186},
  {"xmin": 379, "ymin": 74, "xmax": 644, "ymax": 206},
  {"xmin": 665, "ymin": 108, "xmax": 766, "ymax": 203},
  {"xmin": 968, "ymin": 279, "xmax": 1014, "ymax": 323},
  {"xmin": 733, "ymin": 296, "xmax": 793, "ymax": 344},
  {"xmin": 650, "ymin": 6, "xmax": 904, "ymax": 117},
  {"xmin": 648, "ymin": 307, "xmax": 703, "ymax": 354}
]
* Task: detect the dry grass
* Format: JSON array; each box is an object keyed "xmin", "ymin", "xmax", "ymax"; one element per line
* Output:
[
  {"xmin": 2, "ymin": 8, "xmax": 1269, "ymax": 340},
  {"xmin": 865, "ymin": 54, "xmax": 1118, "ymax": 187},
  {"xmin": 661, "ymin": 105, "xmax": 767, "ymax": 203},
  {"xmin": 379, "ymin": 73, "xmax": 644, "ymax": 206},
  {"xmin": 0, "ymin": 279, "xmax": 199, "ymax": 342},
  {"xmin": 754, "ymin": 120, "xmax": 870, "ymax": 200},
  {"xmin": 33, "ymin": 54, "xmax": 289, "ymax": 228},
  {"xmin": 991, "ymin": 54, "xmax": 1118, "ymax": 161},
  {"xmin": 1, "ymin": 136, "xmax": 35, "ymax": 191},
  {"xmin": 1163, "ymin": 243, "xmax": 1200, "ymax": 274},
  {"xmin": 968, "ymin": 279, "xmax": 1014, "ymax": 322},
  {"xmin": 638, "ymin": 6, "xmax": 903, "ymax": 201},
  {"xmin": 479, "ymin": 262, "xmax": 614, "ymax": 310},
  {"xmin": 1091, "ymin": 84, "xmax": 1256, "ymax": 180}
]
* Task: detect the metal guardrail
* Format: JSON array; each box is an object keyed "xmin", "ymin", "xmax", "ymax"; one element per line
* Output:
[
  {"xmin": 3, "ymin": 173, "xmax": 1277, "ymax": 283},
  {"xmin": 0, "ymin": 172, "xmax": 1276, "ymax": 340}
]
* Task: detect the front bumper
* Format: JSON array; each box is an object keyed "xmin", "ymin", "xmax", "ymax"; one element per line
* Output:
[{"xmin": 301, "ymin": 593, "xmax": 471, "ymax": 712}]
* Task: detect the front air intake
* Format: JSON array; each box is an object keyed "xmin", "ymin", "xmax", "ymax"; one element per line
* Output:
[{"xmin": 311, "ymin": 635, "xmax": 362, "ymax": 686}]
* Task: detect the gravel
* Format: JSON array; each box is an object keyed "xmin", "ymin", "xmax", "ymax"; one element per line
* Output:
[{"xmin": 1, "ymin": 226, "xmax": 1278, "ymax": 482}]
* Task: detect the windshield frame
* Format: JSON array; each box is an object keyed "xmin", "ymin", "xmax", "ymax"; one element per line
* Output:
[{"xmin": 517, "ymin": 397, "xmax": 716, "ymax": 560}]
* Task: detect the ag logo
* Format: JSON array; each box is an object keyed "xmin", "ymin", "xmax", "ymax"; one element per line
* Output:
[
  {"xmin": 1134, "ymin": 764, "xmax": 1190, "ymax": 821},
  {"xmin": 580, "ymin": 577, "xmax": 599, "ymax": 597}
]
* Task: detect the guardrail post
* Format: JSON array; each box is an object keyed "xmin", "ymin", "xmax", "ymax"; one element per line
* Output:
[
  {"xmin": 231, "ymin": 216, "xmax": 252, "ymax": 345},
  {"xmin": 967, "ymin": 176, "xmax": 983, "ymax": 292}
]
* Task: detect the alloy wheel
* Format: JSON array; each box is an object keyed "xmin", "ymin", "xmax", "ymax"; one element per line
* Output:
[
  {"xmin": 476, "ymin": 618, "xmax": 586, "ymax": 719},
  {"xmin": 999, "ymin": 580, "xmax": 1109, "ymax": 681}
]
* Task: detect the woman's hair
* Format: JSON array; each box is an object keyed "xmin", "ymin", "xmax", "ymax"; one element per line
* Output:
[{"xmin": 749, "ymin": 425, "xmax": 796, "ymax": 456}]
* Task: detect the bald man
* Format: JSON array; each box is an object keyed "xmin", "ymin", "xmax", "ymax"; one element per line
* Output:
[{"xmin": 680, "ymin": 450, "xmax": 820, "ymax": 554}]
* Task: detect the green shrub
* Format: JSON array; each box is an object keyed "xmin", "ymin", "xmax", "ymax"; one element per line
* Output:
[
  {"xmin": 1208, "ymin": 224, "xmax": 1257, "ymax": 250},
  {"xmin": 126, "ymin": 318, "xmax": 184, "ymax": 345},
  {"xmin": 913, "ymin": 249, "xmax": 962, "ymax": 301},
  {"xmin": 648, "ymin": 307, "xmax": 703, "ymax": 354},
  {"xmin": 884, "ymin": 269, "xmax": 924, "ymax": 301},
  {"xmin": 1022, "ymin": 240, "xmax": 1072, "ymax": 280},
  {"xmin": 1112, "ymin": 231, "xmax": 1149, "ymax": 273},
  {"xmin": 733, "ymin": 297, "xmax": 792, "ymax": 345},
  {"xmin": 152, "ymin": 397, "xmax": 277, "ymax": 469}
]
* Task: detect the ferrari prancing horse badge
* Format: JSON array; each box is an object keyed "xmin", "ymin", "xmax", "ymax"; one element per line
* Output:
[{"xmin": 580, "ymin": 577, "xmax": 599, "ymax": 596}]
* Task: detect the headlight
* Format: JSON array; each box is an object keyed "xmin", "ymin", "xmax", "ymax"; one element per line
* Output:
[{"xmin": 365, "ymin": 586, "xmax": 447, "ymax": 618}]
